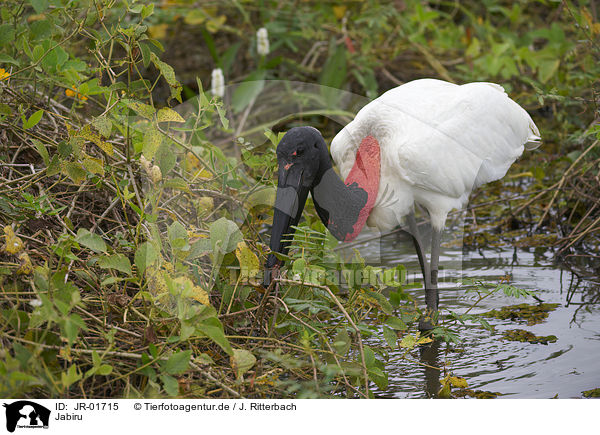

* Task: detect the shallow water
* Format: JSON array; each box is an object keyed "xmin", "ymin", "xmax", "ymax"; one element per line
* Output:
[{"xmin": 340, "ymin": 226, "xmax": 600, "ymax": 399}]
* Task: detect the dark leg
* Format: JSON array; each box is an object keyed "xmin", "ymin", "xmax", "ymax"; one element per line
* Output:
[
  {"xmin": 407, "ymin": 212, "xmax": 430, "ymax": 289},
  {"xmin": 428, "ymin": 228, "xmax": 441, "ymax": 312},
  {"xmin": 419, "ymin": 228, "xmax": 441, "ymax": 331}
]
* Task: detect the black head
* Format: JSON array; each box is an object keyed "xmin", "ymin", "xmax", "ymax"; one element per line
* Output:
[
  {"xmin": 275, "ymin": 126, "xmax": 329, "ymax": 188},
  {"xmin": 263, "ymin": 126, "xmax": 330, "ymax": 286}
]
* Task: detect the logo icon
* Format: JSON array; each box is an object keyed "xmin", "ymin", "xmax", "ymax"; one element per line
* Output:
[{"xmin": 3, "ymin": 401, "xmax": 50, "ymax": 433}]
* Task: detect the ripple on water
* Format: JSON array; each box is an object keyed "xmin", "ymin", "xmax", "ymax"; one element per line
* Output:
[{"xmin": 347, "ymin": 229, "xmax": 600, "ymax": 398}]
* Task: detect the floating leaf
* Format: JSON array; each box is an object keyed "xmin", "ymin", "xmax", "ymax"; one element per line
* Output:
[
  {"xmin": 582, "ymin": 388, "xmax": 600, "ymax": 398},
  {"xmin": 449, "ymin": 376, "xmax": 468, "ymax": 389}
]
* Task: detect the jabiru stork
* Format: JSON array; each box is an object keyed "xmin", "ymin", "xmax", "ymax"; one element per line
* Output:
[{"xmin": 263, "ymin": 79, "xmax": 540, "ymax": 330}]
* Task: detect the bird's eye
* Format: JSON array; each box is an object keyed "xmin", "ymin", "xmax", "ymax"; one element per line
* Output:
[{"xmin": 295, "ymin": 148, "xmax": 304, "ymax": 157}]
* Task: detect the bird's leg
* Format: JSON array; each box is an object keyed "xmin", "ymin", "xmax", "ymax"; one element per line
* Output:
[
  {"xmin": 420, "ymin": 228, "xmax": 441, "ymax": 331},
  {"xmin": 429, "ymin": 228, "xmax": 441, "ymax": 309},
  {"xmin": 407, "ymin": 212, "xmax": 430, "ymax": 289}
]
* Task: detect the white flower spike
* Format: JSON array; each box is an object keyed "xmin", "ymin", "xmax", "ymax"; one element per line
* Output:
[
  {"xmin": 257, "ymin": 27, "xmax": 269, "ymax": 56},
  {"xmin": 211, "ymin": 68, "xmax": 225, "ymax": 97}
]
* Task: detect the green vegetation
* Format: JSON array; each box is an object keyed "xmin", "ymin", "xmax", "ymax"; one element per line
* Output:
[
  {"xmin": 0, "ymin": 0, "xmax": 598, "ymax": 398},
  {"xmin": 483, "ymin": 302, "xmax": 560, "ymax": 325},
  {"xmin": 501, "ymin": 329, "xmax": 558, "ymax": 344}
]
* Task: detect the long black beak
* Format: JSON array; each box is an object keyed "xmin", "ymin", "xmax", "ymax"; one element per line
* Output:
[{"xmin": 263, "ymin": 163, "xmax": 310, "ymax": 287}]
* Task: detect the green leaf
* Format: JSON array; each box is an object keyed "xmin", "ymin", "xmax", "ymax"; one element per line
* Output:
[
  {"xmin": 135, "ymin": 242, "xmax": 157, "ymax": 275},
  {"xmin": 139, "ymin": 41, "xmax": 152, "ymax": 68},
  {"xmin": 232, "ymin": 70, "xmax": 265, "ymax": 113},
  {"xmin": 364, "ymin": 291, "xmax": 393, "ymax": 315},
  {"xmin": 30, "ymin": 0, "xmax": 49, "ymax": 13},
  {"xmin": 363, "ymin": 346, "xmax": 375, "ymax": 368},
  {"xmin": 63, "ymin": 162, "xmax": 86, "ymax": 184},
  {"xmin": 141, "ymin": 3, "xmax": 155, "ymax": 19},
  {"xmin": 31, "ymin": 139, "xmax": 50, "ymax": 165},
  {"xmin": 92, "ymin": 115, "xmax": 112, "ymax": 138},
  {"xmin": 98, "ymin": 254, "xmax": 132, "ymax": 275},
  {"xmin": 23, "ymin": 109, "xmax": 43, "ymax": 130},
  {"xmin": 399, "ymin": 333, "xmax": 418, "ymax": 349},
  {"xmin": 142, "ymin": 125, "xmax": 162, "ymax": 160},
  {"xmin": 319, "ymin": 40, "xmax": 347, "ymax": 106},
  {"xmin": 76, "ymin": 229, "xmax": 107, "ymax": 253},
  {"xmin": 292, "ymin": 258, "xmax": 307, "ymax": 276},
  {"xmin": 163, "ymin": 350, "xmax": 191, "ymax": 375},
  {"xmin": 168, "ymin": 221, "xmax": 188, "ymax": 250},
  {"xmin": 0, "ymin": 24, "xmax": 16, "ymax": 45},
  {"xmin": 82, "ymin": 157, "xmax": 105, "ymax": 176},
  {"xmin": 385, "ymin": 316, "xmax": 407, "ymax": 331},
  {"xmin": 196, "ymin": 317, "xmax": 233, "ymax": 356},
  {"xmin": 163, "ymin": 178, "xmax": 190, "ymax": 193},
  {"xmin": 538, "ymin": 58, "xmax": 560, "ymax": 83},
  {"xmin": 368, "ymin": 366, "xmax": 388, "ymax": 390},
  {"xmin": 382, "ymin": 325, "xmax": 398, "ymax": 348},
  {"xmin": 157, "ymin": 107, "xmax": 185, "ymax": 123},
  {"xmin": 0, "ymin": 103, "xmax": 12, "ymax": 115},
  {"xmin": 210, "ymin": 217, "xmax": 242, "ymax": 254},
  {"xmin": 61, "ymin": 364, "xmax": 82, "ymax": 388},
  {"xmin": 332, "ymin": 328, "xmax": 350, "ymax": 356},
  {"xmin": 155, "ymin": 142, "xmax": 177, "ymax": 176},
  {"xmin": 62, "ymin": 315, "xmax": 84, "ymax": 344},
  {"xmin": 97, "ymin": 364, "xmax": 113, "ymax": 375},
  {"xmin": 231, "ymin": 349, "xmax": 256, "ymax": 379},
  {"xmin": 235, "ymin": 242, "xmax": 259, "ymax": 280},
  {"xmin": 215, "ymin": 102, "xmax": 229, "ymax": 130},
  {"xmin": 124, "ymin": 99, "xmax": 155, "ymax": 120},
  {"xmin": 0, "ymin": 54, "xmax": 18, "ymax": 66},
  {"xmin": 150, "ymin": 53, "xmax": 182, "ymax": 103},
  {"xmin": 160, "ymin": 374, "xmax": 179, "ymax": 396}
]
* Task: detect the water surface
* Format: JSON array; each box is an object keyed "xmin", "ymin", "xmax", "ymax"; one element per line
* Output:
[{"xmin": 341, "ymin": 226, "xmax": 600, "ymax": 398}]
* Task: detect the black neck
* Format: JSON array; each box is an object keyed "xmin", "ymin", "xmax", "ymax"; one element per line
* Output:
[{"xmin": 311, "ymin": 168, "xmax": 368, "ymax": 241}]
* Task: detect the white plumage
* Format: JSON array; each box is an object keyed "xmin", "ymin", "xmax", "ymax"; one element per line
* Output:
[{"xmin": 331, "ymin": 79, "xmax": 540, "ymax": 231}]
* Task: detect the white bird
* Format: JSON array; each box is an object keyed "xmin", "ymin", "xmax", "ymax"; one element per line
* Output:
[{"xmin": 264, "ymin": 78, "xmax": 540, "ymax": 330}]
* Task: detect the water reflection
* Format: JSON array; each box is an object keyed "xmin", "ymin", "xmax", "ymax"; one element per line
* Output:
[{"xmin": 341, "ymin": 224, "xmax": 600, "ymax": 398}]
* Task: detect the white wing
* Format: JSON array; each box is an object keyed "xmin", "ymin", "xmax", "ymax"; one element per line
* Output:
[{"xmin": 332, "ymin": 79, "xmax": 539, "ymax": 198}]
